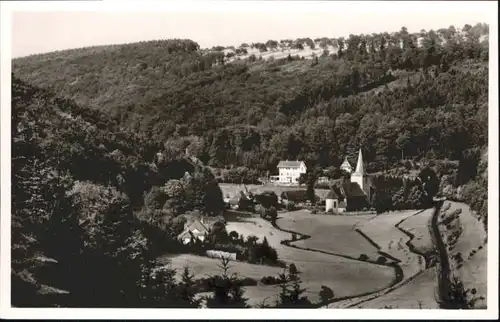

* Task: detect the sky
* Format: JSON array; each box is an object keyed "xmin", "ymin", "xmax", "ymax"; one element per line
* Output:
[{"xmin": 7, "ymin": 1, "xmax": 498, "ymax": 58}]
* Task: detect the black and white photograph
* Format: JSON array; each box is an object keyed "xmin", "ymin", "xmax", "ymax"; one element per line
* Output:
[{"xmin": 0, "ymin": 0, "xmax": 498, "ymax": 319}]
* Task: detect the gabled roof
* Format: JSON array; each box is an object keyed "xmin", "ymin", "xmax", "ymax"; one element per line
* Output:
[
  {"xmin": 326, "ymin": 190, "xmax": 339, "ymax": 199},
  {"xmin": 182, "ymin": 218, "xmax": 210, "ymax": 236},
  {"xmin": 277, "ymin": 160, "xmax": 306, "ymax": 168},
  {"xmin": 178, "ymin": 215, "xmax": 224, "ymax": 241},
  {"xmin": 342, "ymin": 182, "xmax": 367, "ymax": 198}
]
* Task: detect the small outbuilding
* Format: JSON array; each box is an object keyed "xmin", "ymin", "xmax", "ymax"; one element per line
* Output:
[{"xmin": 325, "ymin": 189, "xmax": 340, "ymax": 212}]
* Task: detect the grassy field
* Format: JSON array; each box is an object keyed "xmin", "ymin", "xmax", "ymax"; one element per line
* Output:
[
  {"xmin": 163, "ymin": 207, "xmax": 444, "ymax": 307},
  {"xmin": 159, "ymin": 253, "xmax": 283, "ymax": 281},
  {"xmin": 159, "ymin": 253, "xmax": 286, "ymax": 307},
  {"xmin": 351, "ymin": 210, "xmax": 425, "ymax": 278},
  {"xmin": 276, "ymin": 210, "xmax": 381, "ymax": 259},
  {"xmin": 398, "ymin": 208, "xmax": 435, "ymax": 254},
  {"xmin": 440, "ymin": 201, "xmax": 487, "ymax": 308},
  {"xmin": 226, "ymin": 215, "xmax": 395, "ymax": 305},
  {"xmin": 353, "ymin": 267, "xmax": 440, "ymax": 309}
]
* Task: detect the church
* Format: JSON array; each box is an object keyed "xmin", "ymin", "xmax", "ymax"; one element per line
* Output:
[{"xmin": 326, "ymin": 149, "xmax": 374, "ymax": 212}]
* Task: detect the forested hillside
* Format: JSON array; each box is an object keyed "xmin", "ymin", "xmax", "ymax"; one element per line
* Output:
[
  {"xmin": 13, "ymin": 24, "xmax": 488, "ymax": 173},
  {"xmin": 11, "ymin": 23, "xmax": 489, "ymax": 306},
  {"xmin": 11, "ymin": 76, "xmax": 225, "ymax": 307}
]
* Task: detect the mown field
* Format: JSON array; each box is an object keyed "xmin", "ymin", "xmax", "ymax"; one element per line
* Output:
[
  {"xmin": 398, "ymin": 208, "xmax": 435, "ymax": 254},
  {"xmin": 276, "ymin": 210, "xmax": 381, "ymax": 259},
  {"xmin": 162, "ymin": 207, "xmax": 453, "ymax": 308},
  {"xmin": 354, "ymin": 267, "xmax": 440, "ymax": 309},
  {"xmin": 355, "ymin": 210, "xmax": 425, "ymax": 278},
  {"xmin": 226, "ymin": 215, "xmax": 395, "ymax": 305},
  {"xmin": 323, "ymin": 209, "xmax": 439, "ymax": 309}
]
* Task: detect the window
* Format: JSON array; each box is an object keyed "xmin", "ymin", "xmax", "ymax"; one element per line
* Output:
[{"xmin": 333, "ymin": 201, "xmax": 337, "ymax": 208}]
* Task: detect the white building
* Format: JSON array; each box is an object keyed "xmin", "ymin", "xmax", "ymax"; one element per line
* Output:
[
  {"xmin": 270, "ymin": 160, "xmax": 307, "ymax": 184},
  {"xmin": 340, "ymin": 157, "xmax": 353, "ymax": 173}
]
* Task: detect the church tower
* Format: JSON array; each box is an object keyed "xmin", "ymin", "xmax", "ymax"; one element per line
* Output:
[{"xmin": 350, "ymin": 148, "xmax": 371, "ymax": 201}]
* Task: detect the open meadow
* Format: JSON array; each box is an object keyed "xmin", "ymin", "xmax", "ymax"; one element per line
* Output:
[
  {"xmin": 352, "ymin": 267, "xmax": 440, "ymax": 309},
  {"xmin": 398, "ymin": 208, "xmax": 435, "ymax": 254},
  {"xmin": 276, "ymin": 210, "xmax": 381, "ymax": 260},
  {"xmin": 322, "ymin": 209, "xmax": 440, "ymax": 309},
  {"xmin": 225, "ymin": 215, "xmax": 395, "ymax": 305},
  {"xmin": 355, "ymin": 210, "xmax": 426, "ymax": 278}
]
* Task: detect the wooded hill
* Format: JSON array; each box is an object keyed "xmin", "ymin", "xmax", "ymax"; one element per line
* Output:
[
  {"xmin": 11, "ymin": 23, "xmax": 489, "ymax": 306},
  {"xmin": 13, "ymin": 24, "xmax": 488, "ymax": 173}
]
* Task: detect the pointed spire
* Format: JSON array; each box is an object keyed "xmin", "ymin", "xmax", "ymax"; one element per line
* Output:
[{"xmin": 355, "ymin": 148, "xmax": 364, "ymax": 174}]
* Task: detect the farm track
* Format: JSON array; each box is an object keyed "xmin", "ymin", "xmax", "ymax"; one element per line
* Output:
[
  {"xmin": 428, "ymin": 201, "xmax": 451, "ymax": 308},
  {"xmin": 271, "ymin": 219, "xmax": 403, "ymax": 308}
]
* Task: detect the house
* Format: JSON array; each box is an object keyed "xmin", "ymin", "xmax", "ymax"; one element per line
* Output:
[
  {"xmin": 340, "ymin": 157, "xmax": 353, "ymax": 174},
  {"xmin": 272, "ymin": 160, "xmax": 307, "ymax": 185},
  {"xmin": 177, "ymin": 218, "xmax": 211, "ymax": 245}
]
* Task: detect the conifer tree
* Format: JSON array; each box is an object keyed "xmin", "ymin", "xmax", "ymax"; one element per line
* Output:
[{"xmin": 205, "ymin": 256, "xmax": 249, "ymax": 308}]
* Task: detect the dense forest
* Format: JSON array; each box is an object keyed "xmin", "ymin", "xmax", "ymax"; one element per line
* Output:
[
  {"xmin": 11, "ymin": 23, "xmax": 489, "ymax": 307},
  {"xmin": 13, "ymin": 24, "xmax": 488, "ymax": 172}
]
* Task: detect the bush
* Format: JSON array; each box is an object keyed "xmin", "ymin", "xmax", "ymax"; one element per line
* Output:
[
  {"xmin": 311, "ymin": 209, "xmax": 317, "ymax": 214},
  {"xmin": 359, "ymin": 254, "xmax": 368, "ymax": 261},
  {"xmin": 376, "ymin": 256, "xmax": 387, "ymax": 264},
  {"xmin": 260, "ymin": 275, "xmax": 284, "ymax": 285},
  {"xmin": 238, "ymin": 277, "xmax": 258, "ymax": 287}
]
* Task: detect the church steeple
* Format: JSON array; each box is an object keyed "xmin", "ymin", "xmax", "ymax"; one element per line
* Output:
[{"xmin": 354, "ymin": 148, "xmax": 364, "ymax": 174}]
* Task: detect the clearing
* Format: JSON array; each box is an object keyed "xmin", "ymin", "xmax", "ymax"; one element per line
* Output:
[
  {"xmin": 355, "ymin": 210, "xmax": 426, "ymax": 278},
  {"xmin": 398, "ymin": 208, "xmax": 435, "ymax": 255},
  {"xmin": 227, "ymin": 214, "xmax": 395, "ymax": 305},
  {"xmin": 352, "ymin": 267, "xmax": 440, "ymax": 309},
  {"xmin": 275, "ymin": 210, "xmax": 381, "ymax": 260}
]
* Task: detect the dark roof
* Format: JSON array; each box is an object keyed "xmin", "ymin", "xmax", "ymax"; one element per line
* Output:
[
  {"xmin": 277, "ymin": 160, "xmax": 305, "ymax": 168},
  {"xmin": 281, "ymin": 190, "xmax": 310, "ymax": 202},
  {"xmin": 178, "ymin": 218, "xmax": 210, "ymax": 240},
  {"xmin": 342, "ymin": 182, "xmax": 367, "ymax": 197},
  {"xmin": 325, "ymin": 190, "xmax": 339, "ymax": 199}
]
